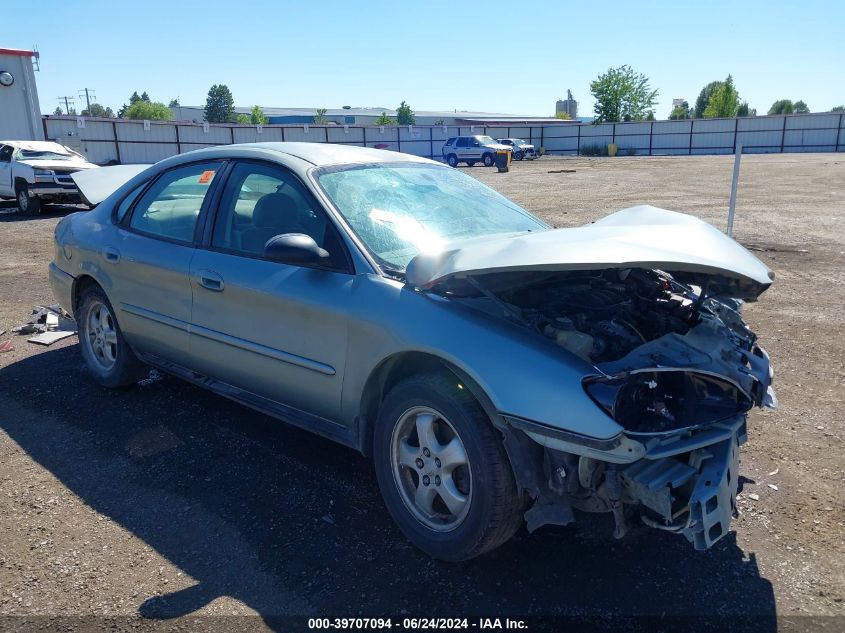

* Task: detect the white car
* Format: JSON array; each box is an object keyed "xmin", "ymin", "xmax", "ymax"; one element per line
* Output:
[{"xmin": 0, "ymin": 141, "xmax": 98, "ymax": 214}]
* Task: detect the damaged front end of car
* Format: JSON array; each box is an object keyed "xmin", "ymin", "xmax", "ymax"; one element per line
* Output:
[
  {"xmin": 483, "ymin": 268, "xmax": 774, "ymax": 550},
  {"xmin": 407, "ymin": 206, "xmax": 777, "ymax": 550}
]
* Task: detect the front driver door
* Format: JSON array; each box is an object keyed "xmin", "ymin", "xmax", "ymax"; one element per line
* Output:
[{"xmin": 188, "ymin": 160, "xmax": 353, "ymax": 425}]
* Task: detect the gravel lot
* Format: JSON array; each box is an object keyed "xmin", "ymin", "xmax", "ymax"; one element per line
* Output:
[{"xmin": 0, "ymin": 153, "xmax": 843, "ymax": 630}]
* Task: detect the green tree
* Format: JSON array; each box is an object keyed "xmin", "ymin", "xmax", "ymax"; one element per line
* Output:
[
  {"xmin": 140, "ymin": 91, "xmax": 150, "ymax": 102},
  {"xmin": 81, "ymin": 103, "xmax": 115, "ymax": 118},
  {"xmin": 204, "ymin": 84, "xmax": 236, "ymax": 123},
  {"xmin": 793, "ymin": 100, "xmax": 809, "ymax": 114},
  {"xmin": 124, "ymin": 101, "xmax": 173, "ymax": 120},
  {"xmin": 313, "ymin": 108, "xmax": 329, "ymax": 124},
  {"xmin": 250, "ymin": 105, "xmax": 268, "ymax": 124},
  {"xmin": 832, "ymin": 105, "xmax": 845, "ymax": 113},
  {"xmin": 374, "ymin": 112, "xmax": 394, "ymax": 125},
  {"xmin": 703, "ymin": 75, "xmax": 740, "ymax": 118},
  {"xmin": 555, "ymin": 111, "xmax": 572, "ymax": 120},
  {"xmin": 396, "ymin": 100, "xmax": 416, "ymax": 125},
  {"xmin": 693, "ymin": 81, "xmax": 722, "ymax": 118},
  {"xmin": 168, "ymin": 98, "xmax": 180, "ymax": 107},
  {"xmin": 736, "ymin": 102, "xmax": 756, "ymax": 117},
  {"xmin": 589, "ymin": 65, "xmax": 658, "ymax": 123},
  {"xmin": 235, "ymin": 113, "xmax": 250, "ymax": 124},
  {"xmin": 668, "ymin": 100, "xmax": 690, "ymax": 120},
  {"xmin": 52, "ymin": 107, "xmax": 63, "ymax": 116},
  {"xmin": 768, "ymin": 99, "xmax": 794, "ymax": 115}
]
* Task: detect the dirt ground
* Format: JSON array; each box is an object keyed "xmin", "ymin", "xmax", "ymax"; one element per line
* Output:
[{"xmin": 0, "ymin": 153, "xmax": 843, "ymax": 630}]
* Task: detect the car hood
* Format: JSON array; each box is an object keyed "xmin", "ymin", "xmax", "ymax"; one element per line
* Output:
[
  {"xmin": 19, "ymin": 159, "xmax": 97, "ymax": 170},
  {"xmin": 71, "ymin": 164, "xmax": 151, "ymax": 206},
  {"xmin": 405, "ymin": 205, "xmax": 774, "ymax": 300}
]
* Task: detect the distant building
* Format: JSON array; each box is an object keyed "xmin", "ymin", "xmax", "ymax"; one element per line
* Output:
[
  {"xmin": 0, "ymin": 47, "xmax": 43, "ymax": 140},
  {"xmin": 672, "ymin": 98, "xmax": 687, "ymax": 109},
  {"xmin": 169, "ymin": 105, "xmax": 567, "ymax": 126},
  {"xmin": 555, "ymin": 90, "xmax": 578, "ymax": 119}
]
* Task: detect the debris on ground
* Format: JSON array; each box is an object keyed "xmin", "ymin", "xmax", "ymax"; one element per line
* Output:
[
  {"xmin": 12, "ymin": 305, "xmax": 77, "ymax": 346},
  {"xmin": 548, "ymin": 169, "xmax": 577, "ymax": 174},
  {"xmin": 0, "ymin": 340, "xmax": 13, "ymax": 353},
  {"xmin": 28, "ymin": 330, "xmax": 76, "ymax": 346},
  {"xmin": 137, "ymin": 368, "xmax": 164, "ymax": 387},
  {"xmin": 747, "ymin": 493, "xmax": 761, "ymax": 501}
]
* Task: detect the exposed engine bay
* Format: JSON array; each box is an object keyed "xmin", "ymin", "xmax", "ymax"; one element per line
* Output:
[{"xmin": 438, "ymin": 266, "xmax": 776, "ymax": 550}]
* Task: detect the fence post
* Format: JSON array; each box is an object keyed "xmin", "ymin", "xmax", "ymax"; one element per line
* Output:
[
  {"xmin": 837, "ymin": 113, "xmax": 843, "ymax": 152},
  {"xmin": 577, "ymin": 123, "xmax": 581, "ymax": 156},
  {"xmin": 732, "ymin": 117, "xmax": 739, "ymax": 153},
  {"xmin": 727, "ymin": 143, "xmax": 742, "ymax": 237},
  {"xmin": 649, "ymin": 121, "xmax": 653, "ymax": 156},
  {"xmin": 780, "ymin": 116, "xmax": 787, "ymax": 152},
  {"xmin": 175, "ymin": 124, "xmax": 181, "ymax": 155},
  {"xmin": 688, "ymin": 119, "xmax": 694, "ymax": 155},
  {"xmin": 429, "ymin": 127, "xmax": 433, "ymax": 159},
  {"xmin": 112, "ymin": 121, "xmax": 121, "ymax": 163}
]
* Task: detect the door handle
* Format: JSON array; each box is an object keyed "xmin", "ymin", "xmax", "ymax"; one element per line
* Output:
[
  {"xmin": 103, "ymin": 248, "xmax": 120, "ymax": 263},
  {"xmin": 197, "ymin": 270, "xmax": 224, "ymax": 292}
]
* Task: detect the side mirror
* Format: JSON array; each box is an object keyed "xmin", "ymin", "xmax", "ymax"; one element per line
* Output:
[{"xmin": 264, "ymin": 233, "xmax": 330, "ymax": 265}]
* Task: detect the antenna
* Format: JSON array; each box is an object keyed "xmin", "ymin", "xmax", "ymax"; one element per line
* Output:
[{"xmin": 57, "ymin": 96, "xmax": 75, "ymax": 115}]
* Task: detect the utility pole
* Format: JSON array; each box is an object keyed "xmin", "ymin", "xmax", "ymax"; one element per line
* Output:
[
  {"xmin": 78, "ymin": 88, "xmax": 96, "ymax": 113},
  {"xmin": 57, "ymin": 96, "xmax": 75, "ymax": 115}
]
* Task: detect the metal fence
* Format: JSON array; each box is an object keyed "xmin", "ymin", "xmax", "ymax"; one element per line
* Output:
[{"xmin": 43, "ymin": 112, "xmax": 845, "ymax": 165}]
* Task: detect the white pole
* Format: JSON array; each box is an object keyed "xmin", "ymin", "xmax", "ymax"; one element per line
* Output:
[{"xmin": 727, "ymin": 142, "xmax": 742, "ymax": 237}]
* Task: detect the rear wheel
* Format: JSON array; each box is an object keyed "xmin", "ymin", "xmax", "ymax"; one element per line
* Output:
[
  {"xmin": 78, "ymin": 286, "xmax": 146, "ymax": 388},
  {"xmin": 373, "ymin": 373, "xmax": 523, "ymax": 561},
  {"xmin": 446, "ymin": 154, "xmax": 459, "ymax": 168},
  {"xmin": 482, "ymin": 153, "xmax": 495, "ymax": 167},
  {"xmin": 16, "ymin": 183, "xmax": 41, "ymax": 216},
  {"xmin": 513, "ymin": 151, "xmax": 524, "ymax": 161}
]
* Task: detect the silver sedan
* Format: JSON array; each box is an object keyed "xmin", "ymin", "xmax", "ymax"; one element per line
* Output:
[{"xmin": 51, "ymin": 143, "xmax": 775, "ymax": 560}]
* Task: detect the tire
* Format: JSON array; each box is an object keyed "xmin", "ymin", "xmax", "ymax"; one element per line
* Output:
[
  {"xmin": 16, "ymin": 183, "xmax": 41, "ymax": 216},
  {"xmin": 77, "ymin": 285, "xmax": 146, "ymax": 388},
  {"xmin": 482, "ymin": 153, "xmax": 495, "ymax": 167},
  {"xmin": 513, "ymin": 151, "xmax": 524, "ymax": 161},
  {"xmin": 446, "ymin": 154, "xmax": 459, "ymax": 168},
  {"xmin": 373, "ymin": 373, "xmax": 523, "ymax": 561},
  {"xmin": 466, "ymin": 161, "xmax": 476, "ymax": 167}
]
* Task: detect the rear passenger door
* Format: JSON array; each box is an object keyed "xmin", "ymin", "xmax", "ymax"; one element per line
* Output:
[
  {"xmin": 108, "ymin": 160, "xmax": 223, "ymax": 366},
  {"xmin": 455, "ymin": 137, "xmax": 471, "ymax": 161}
]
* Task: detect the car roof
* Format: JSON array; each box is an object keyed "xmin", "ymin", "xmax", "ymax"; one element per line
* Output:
[{"xmin": 218, "ymin": 142, "xmax": 438, "ymax": 167}]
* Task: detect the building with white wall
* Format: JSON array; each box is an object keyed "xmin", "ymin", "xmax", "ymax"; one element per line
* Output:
[{"xmin": 0, "ymin": 47, "xmax": 43, "ymax": 140}]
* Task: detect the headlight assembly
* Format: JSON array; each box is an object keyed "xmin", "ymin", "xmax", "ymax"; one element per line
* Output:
[{"xmin": 583, "ymin": 370, "xmax": 753, "ymax": 435}]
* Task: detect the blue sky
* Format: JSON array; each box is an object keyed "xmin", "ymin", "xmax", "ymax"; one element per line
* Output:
[{"xmin": 5, "ymin": 0, "xmax": 844, "ymax": 117}]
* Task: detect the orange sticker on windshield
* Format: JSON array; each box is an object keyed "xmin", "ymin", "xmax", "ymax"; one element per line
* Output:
[{"xmin": 198, "ymin": 170, "xmax": 215, "ymax": 184}]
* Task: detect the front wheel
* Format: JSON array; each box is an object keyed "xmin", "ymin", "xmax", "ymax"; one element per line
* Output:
[
  {"xmin": 513, "ymin": 151, "xmax": 524, "ymax": 161},
  {"xmin": 482, "ymin": 153, "xmax": 495, "ymax": 167},
  {"xmin": 16, "ymin": 183, "xmax": 41, "ymax": 215},
  {"xmin": 78, "ymin": 286, "xmax": 147, "ymax": 388},
  {"xmin": 446, "ymin": 154, "xmax": 459, "ymax": 168},
  {"xmin": 373, "ymin": 373, "xmax": 523, "ymax": 561}
]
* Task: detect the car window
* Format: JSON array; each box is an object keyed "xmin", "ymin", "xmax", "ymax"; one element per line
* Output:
[
  {"xmin": 115, "ymin": 182, "xmax": 147, "ymax": 223},
  {"xmin": 128, "ymin": 162, "xmax": 219, "ymax": 243},
  {"xmin": 446, "ymin": 137, "xmax": 456, "ymax": 146},
  {"xmin": 212, "ymin": 161, "xmax": 347, "ymax": 269},
  {"xmin": 455, "ymin": 138, "xmax": 469, "ymax": 148},
  {"xmin": 0, "ymin": 146, "xmax": 12, "ymax": 162}
]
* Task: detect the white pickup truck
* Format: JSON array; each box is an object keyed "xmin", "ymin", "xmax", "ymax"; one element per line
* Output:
[{"xmin": 0, "ymin": 141, "xmax": 98, "ymax": 214}]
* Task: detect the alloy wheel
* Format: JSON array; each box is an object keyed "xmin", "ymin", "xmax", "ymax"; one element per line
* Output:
[{"xmin": 84, "ymin": 300, "xmax": 119, "ymax": 370}]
